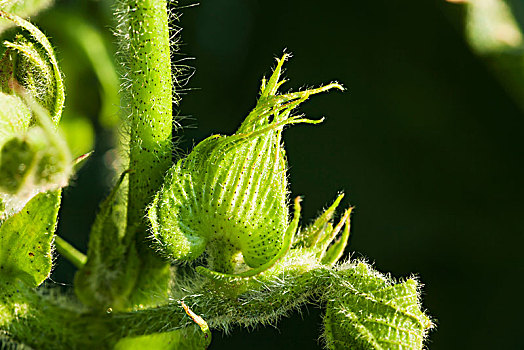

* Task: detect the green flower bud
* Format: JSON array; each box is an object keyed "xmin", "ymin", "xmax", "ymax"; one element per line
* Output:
[
  {"xmin": 0, "ymin": 10, "xmax": 65, "ymax": 124},
  {"xmin": 0, "ymin": 12, "xmax": 69, "ymax": 216},
  {"xmin": 149, "ymin": 54, "xmax": 343, "ymax": 276}
]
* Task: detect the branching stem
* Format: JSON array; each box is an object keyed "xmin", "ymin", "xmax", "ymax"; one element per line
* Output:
[
  {"xmin": 118, "ymin": 0, "xmax": 174, "ymax": 303},
  {"xmin": 54, "ymin": 236, "xmax": 87, "ymax": 269},
  {"xmin": 125, "ymin": 0, "xmax": 173, "ymax": 237}
]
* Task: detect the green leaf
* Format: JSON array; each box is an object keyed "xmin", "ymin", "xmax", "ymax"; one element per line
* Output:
[
  {"xmin": 323, "ymin": 263, "xmax": 432, "ymax": 350},
  {"xmin": 0, "ymin": 190, "xmax": 60, "ymax": 288},
  {"xmin": 149, "ymin": 54, "xmax": 342, "ymax": 276},
  {"xmin": 0, "ymin": 125, "xmax": 69, "ymax": 192}
]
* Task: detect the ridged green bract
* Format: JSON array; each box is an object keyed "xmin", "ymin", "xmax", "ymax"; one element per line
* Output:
[
  {"xmin": 292, "ymin": 193, "xmax": 351, "ymax": 266},
  {"xmin": 323, "ymin": 263, "xmax": 432, "ymax": 350},
  {"xmin": 149, "ymin": 54, "xmax": 342, "ymax": 275}
]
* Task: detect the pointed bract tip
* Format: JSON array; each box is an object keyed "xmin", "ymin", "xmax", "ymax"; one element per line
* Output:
[{"xmin": 331, "ymin": 82, "xmax": 345, "ymax": 91}]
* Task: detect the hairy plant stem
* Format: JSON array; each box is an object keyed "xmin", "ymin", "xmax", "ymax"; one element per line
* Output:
[
  {"xmin": 54, "ymin": 236, "xmax": 86, "ymax": 269},
  {"xmin": 121, "ymin": 0, "xmax": 174, "ymax": 304},
  {"xmin": 125, "ymin": 0, "xmax": 172, "ymax": 231},
  {"xmin": 9, "ymin": 254, "xmax": 335, "ymax": 348}
]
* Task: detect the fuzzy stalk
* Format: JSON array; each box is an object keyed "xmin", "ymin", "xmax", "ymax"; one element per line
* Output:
[
  {"xmin": 5, "ymin": 254, "xmax": 430, "ymax": 349},
  {"xmin": 124, "ymin": 0, "xmax": 173, "ymax": 226},
  {"xmin": 118, "ymin": 0, "xmax": 174, "ymax": 304}
]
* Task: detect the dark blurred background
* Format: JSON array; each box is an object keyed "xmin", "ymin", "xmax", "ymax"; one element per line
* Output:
[{"xmin": 32, "ymin": 0, "xmax": 524, "ymax": 349}]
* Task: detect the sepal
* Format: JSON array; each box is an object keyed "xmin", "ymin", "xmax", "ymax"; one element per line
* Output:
[{"xmin": 293, "ymin": 194, "xmax": 352, "ymax": 266}]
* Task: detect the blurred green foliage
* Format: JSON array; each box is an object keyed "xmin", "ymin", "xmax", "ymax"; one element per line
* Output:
[
  {"xmin": 462, "ymin": 0, "xmax": 524, "ymax": 114},
  {"xmin": 13, "ymin": 0, "xmax": 523, "ymax": 349}
]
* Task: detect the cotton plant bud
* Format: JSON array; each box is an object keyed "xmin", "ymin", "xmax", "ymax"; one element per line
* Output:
[
  {"xmin": 5, "ymin": 36, "xmax": 57, "ymax": 115},
  {"xmin": 0, "ymin": 92, "xmax": 71, "ymax": 217},
  {"xmin": 0, "ymin": 10, "xmax": 65, "ymax": 124},
  {"xmin": 0, "ymin": 11, "xmax": 69, "ymax": 217},
  {"xmin": 149, "ymin": 54, "xmax": 343, "ymax": 276}
]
